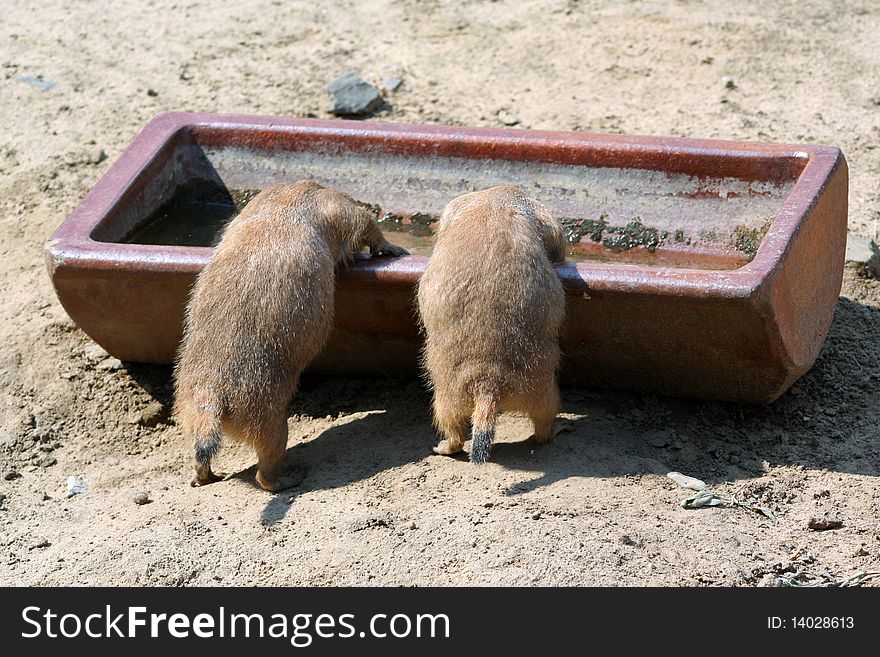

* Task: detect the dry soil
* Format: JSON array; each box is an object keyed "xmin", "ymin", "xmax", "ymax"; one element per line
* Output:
[{"xmin": 1, "ymin": 0, "xmax": 878, "ymax": 586}]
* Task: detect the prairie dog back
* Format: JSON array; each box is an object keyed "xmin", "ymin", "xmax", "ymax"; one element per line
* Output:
[
  {"xmin": 417, "ymin": 185, "xmax": 566, "ymax": 463},
  {"xmin": 174, "ymin": 180, "xmax": 408, "ymax": 491}
]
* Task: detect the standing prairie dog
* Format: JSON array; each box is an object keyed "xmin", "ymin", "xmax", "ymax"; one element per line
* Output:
[
  {"xmin": 417, "ymin": 186, "xmax": 567, "ymax": 464},
  {"xmin": 174, "ymin": 180, "xmax": 408, "ymax": 491}
]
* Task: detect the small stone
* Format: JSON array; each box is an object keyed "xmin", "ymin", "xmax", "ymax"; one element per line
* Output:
[
  {"xmin": 757, "ymin": 574, "xmax": 783, "ymax": 587},
  {"xmin": 722, "ymin": 75, "xmax": 736, "ymax": 89},
  {"xmin": 30, "ymin": 538, "xmax": 51, "ymax": 550},
  {"xmin": 497, "ymin": 110, "xmax": 520, "ymax": 126},
  {"xmin": 808, "ymin": 515, "xmax": 843, "ymax": 531},
  {"xmin": 146, "ymin": 88, "xmax": 158, "ymax": 97},
  {"xmin": 384, "ymin": 76, "xmax": 404, "ymax": 92},
  {"xmin": 83, "ymin": 343, "xmax": 109, "ymax": 362},
  {"xmin": 326, "ymin": 72, "xmax": 383, "ymax": 116},
  {"xmin": 139, "ymin": 401, "xmax": 167, "ymax": 427},
  {"xmin": 844, "ymin": 231, "xmax": 880, "ymax": 278},
  {"xmin": 36, "ymin": 456, "xmax": 57, "ymax": 468},
  {"xmin": 531, "ymin": 512, "xmax": 542, "ymax": 520},
  {"xmin": 65, "ymin": 474, "xmax": 86, "ymax": 498},
  {"xmin": 96, "ymin": 357, "xmax": 123, "ymax": 371},
  {"xmin": 0, "ymin": 493, "xmax": 6, "ymax": 507},
  {"xmin": 133, "ymin": 491, "xmax": 152, "ymax": 505},
  {"xmin": 643, "ymin": 428, "xmax": 674, "ymax": 448},
  {"xmin": 4, "ymin": 471, "xmax": 21, "ymax": 481},
  {"xmin": 89, "ymin": 147, "xmax": 107, "ymax": 164}
]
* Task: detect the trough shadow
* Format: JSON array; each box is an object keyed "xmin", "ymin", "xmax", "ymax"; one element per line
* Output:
[
  {"xmin": 123, "ymin": 362, "xmax": 176, "ymax": 409},
  {"xmin": 498, "ymin": 294, "xmax": 880, "ymax": 495}
]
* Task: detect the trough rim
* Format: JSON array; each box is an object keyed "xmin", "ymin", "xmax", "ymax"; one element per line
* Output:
[{"xmin": 45, "ymin": 111, "xmax": 842, "ymax": 303}]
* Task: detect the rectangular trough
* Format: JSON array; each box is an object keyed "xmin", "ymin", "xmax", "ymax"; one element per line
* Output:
[{"xmin": 44, "ymin": 112, "xmax": 848, "ymax": 403}]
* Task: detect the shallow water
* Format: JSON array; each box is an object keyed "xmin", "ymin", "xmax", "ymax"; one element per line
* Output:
[{"xmin": 126, "ymin": 185, "xmax": 749, "ymax": 269}]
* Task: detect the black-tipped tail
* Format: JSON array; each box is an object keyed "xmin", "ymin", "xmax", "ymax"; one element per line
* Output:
[
  {"xmin": 470, "ymin": 428, "xmax": 495, "ymax": 464},
  {"xmin": 194, "ymin": 428, "xmax": 221, "ymax": 468},
  {"xmin": 470, "ymin": 391, "xmax": 498, "ymax": 464}
]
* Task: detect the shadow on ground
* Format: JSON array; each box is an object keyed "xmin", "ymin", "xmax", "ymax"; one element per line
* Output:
[{"xmin": 120, "ymin": 291, "xmax": 879, "ymax": 524}]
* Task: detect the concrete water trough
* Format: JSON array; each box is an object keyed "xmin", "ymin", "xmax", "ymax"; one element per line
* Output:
[{"xmin": 44, "ymin": 112, "xmax": 848, "ymax": 403}]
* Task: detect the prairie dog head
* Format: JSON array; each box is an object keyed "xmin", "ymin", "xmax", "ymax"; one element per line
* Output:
[
  {"xmin": 312, "ymin": 187, "xmax": 369, "ymax": 261},
  {"xmin": 436, "ymin": 185, "xmax": 565, "ymax": 262},
  {"xmin": 266, "ymin": 181, "xmax": 409, "ymax": 264}
]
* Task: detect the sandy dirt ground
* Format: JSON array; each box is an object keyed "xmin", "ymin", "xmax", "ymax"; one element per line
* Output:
[{"xmin": 1, "ymin": 0, "xmax": 878, "ymax": 586}]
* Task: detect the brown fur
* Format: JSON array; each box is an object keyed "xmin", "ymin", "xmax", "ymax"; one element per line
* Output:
[
  {"xmin": 417, "ymin": 185, "xmax": 567, "ymax": 463},
  {"xmin": 173, "ymin": 180, "xmax": 408, "ymax": 491}
]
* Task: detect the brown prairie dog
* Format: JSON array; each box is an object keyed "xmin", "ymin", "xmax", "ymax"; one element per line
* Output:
[
  {"xmin": 173, "ymin": 180, "xmax": 408, "ymax": 491},
  {"xmin": 417, "ymin": 185, "xmax": 566, "ymax": 464}
]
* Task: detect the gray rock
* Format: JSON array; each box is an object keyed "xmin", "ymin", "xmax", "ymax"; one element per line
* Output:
[
  {"xmin": 133, "ymin": 491, "xmax": 152, "ymax": 505},
  {"xmin": 844, "ymin": 231, "xmax": 880, "ymax": 278},
  {"xmin": 89, "ymin": 147, "xmax": 107, "ymax": 164},
  {"xmin": 36, "ymin": 456, "xmax": 57, "ymax": 468},
  {"xmin": 757, "ymin": 574, "xmax": 783, "ymax": 587},
  {"xmin": 83, "ymin": 343, "xmax": 110, "ymax": 362},
  {"xmin": 722, "ymin": 75, "xmax": 736, "ymax": 89},
  {"xmin": 66, "ymin": 474, "xmax": 87, "ymax": 498},
  {"xmin": 384, "ymin": 76, "xmax": 404, "ymax": 92},
  {"xmin": 139, "ymin": 401, "xmax": 167, "ymax": 427},
  {"xmin": 643, "ymin": 428, "xmax": 674, "ymax": 448},
  {"xmin": 327, "ymin": 72, "xmax": 383, "ymax": 116},
  {"xmin": 497, "ymin": 110, "xmax": 520, "ymax": 126},
  {"xmin": 4, "ymin": 471, "xmax": 21, "ymax": 481},
  {"xmin": 96, "ymin": 357, "xmax": 123, "ymax": 371}
]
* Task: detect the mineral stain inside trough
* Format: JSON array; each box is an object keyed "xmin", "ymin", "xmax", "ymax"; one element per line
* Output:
[{"xmin": 124, "ymin": 179, "xmax": 771, "ymax": 270}]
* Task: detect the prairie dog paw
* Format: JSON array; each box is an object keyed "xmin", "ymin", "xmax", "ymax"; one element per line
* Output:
[
  {"xmin": 432, "ymin": 439, "xmax": 463, "ymax": 456},
  {"xmin": 371, "ymin": 241, "xmax": 410, "ymax": 257}
]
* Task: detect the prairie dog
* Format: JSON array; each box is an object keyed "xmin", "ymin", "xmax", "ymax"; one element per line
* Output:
[
  {"xmin": 174, "ymin": 180, "xmax": 408, "ymax": 491},
  {"xmin": 417, "ymin": 186, "xmax": 566, "ymax": 463}
]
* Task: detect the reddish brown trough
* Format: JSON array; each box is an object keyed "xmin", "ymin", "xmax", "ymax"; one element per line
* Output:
[{"xmin": 44, "ymin": 112, "xmax": 847, "ymax": 403}]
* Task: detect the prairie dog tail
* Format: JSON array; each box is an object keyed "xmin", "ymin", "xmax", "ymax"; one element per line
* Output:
[
  {"xmin": 193, "ymin": 410, "xmax": 222, "ymax": 469},
  {"xmin": 177, "ymin": 391, "xmax": 223, "ymax": 485},
  {"xmin": 470, "ymin": 391, "xmax": 498, "ymax": 464}
]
